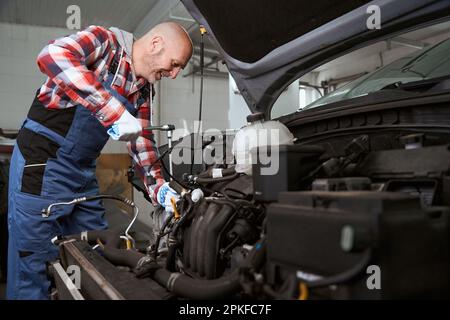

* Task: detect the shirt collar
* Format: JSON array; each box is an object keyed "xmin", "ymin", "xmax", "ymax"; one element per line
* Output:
[{"xmin": 110, "ymin": 27, "xmax": 148, "ymax": 93}]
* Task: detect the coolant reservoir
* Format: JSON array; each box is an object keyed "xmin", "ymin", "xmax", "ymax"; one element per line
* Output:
[{"xmin": 232, "ymin": 112, "xmax": 294, "ymax": 175}]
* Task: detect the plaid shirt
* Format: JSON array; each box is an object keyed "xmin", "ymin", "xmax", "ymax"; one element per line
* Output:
[{"xmin": 36, "ymin": 25, "xmax": 165, "ymax": 204}]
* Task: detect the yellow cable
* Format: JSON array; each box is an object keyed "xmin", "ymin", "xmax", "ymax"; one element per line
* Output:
[
  {"xmin": 96, "ymin": 238, "xmax": 105, "ymax": 250},
  {"xmin": 298, "ymin": 282, "xmax": 309, "ymax": 300},
  {"xmin": 171, "ymin": 197, "xmax": 181, "ymax": 220},
  {"xmin": 125, "ymin": 239, "xmax": 132, "ymax": 250}
]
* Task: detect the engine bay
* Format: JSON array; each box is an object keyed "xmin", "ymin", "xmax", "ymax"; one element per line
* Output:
[{"xmin": 49, "ymin": 103, "xmax": 450, "ymax": 300}]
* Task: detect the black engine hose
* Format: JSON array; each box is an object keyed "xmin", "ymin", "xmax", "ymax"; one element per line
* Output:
[
  {"xmin": 165, "ymin": 196, "xmax": 194, "ymax": 271},
  {"xmin": 303, "ymin": 248, "xmax": 372, "ymax": 289},
  {"xmin": 156, "ymin": 239, "xmax": 267, "ymax": 299},
  {"xmin": 195, "ymin": 173, "xmax": 240, "ymax": 184},
  {"xmin": 197, "ymin": 167, "xmax": 236, "ymax": 179},
  {"xmin": 165, "ymin": 239, "xmax": 178, "ymax": 272},
  {"xmin": 152, "ymin": 211, "xmax": 174, "ymax": 260},
  {"xmin": 59, "ymin": 230, "xmax": 144, "ymax": 268},
  {"xmin": 248, "ymin": 237, "xmax": 267, "ymax": 271},
  {"xmin": 85, "ymin": 194, "xmax": 132, "ymax": 204},
  {"xmin": 153, "ymin": 268, "xmax": 241, "ymax": 300}
]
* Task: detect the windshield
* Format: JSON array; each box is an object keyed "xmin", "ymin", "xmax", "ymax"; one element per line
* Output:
[{"xmin": 304, "ymin": 37, "xmax": 450, "ymax": 109}]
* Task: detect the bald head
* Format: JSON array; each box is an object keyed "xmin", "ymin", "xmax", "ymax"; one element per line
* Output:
[
  {"xmin": 133, "ymin": 22, "xmax": 193, "ymax": 83},
  {"xmin": 147, "ymin": 22, "xmax": 193, "ymax": 51}
]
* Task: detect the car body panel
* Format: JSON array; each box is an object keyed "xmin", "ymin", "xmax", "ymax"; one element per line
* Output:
[{"xmin": 182, "ymin": 0, "xmax": 450, "ymax": 116}]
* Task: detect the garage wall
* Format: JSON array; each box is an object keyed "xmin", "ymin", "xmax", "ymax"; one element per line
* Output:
[
  {"xmin": 156, "ymin": 68, "xmax": 229, "ymax": 144},
  {"xmin": 0, "ymin": 22, "xmax": 129, "ymax": 154},
  {"xmin": 0, "ymin": 22, "xmax": 67, "ymax": 131}
]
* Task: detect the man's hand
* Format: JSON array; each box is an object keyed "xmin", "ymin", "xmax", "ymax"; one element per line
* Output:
[
  {"xmin": 156, "ymin": 182, "xmax": 180, "ymax": 212},
  {"xmin": 107, "ymin": 109, "xmax": 142, "ymax": 141}
]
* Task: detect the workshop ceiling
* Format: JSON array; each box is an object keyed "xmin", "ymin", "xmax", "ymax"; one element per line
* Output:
[
  {"xmin": 0, "ymin": 0, "xmax": 160, "ymax": 32},
  {"xmin": 0, "ymin": 0, "xmax": 219, "ymax": 53}
]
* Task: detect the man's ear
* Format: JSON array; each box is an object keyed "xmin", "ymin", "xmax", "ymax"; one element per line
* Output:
[{"xmin": 149, "ymin": 35, "xmax": 164, "ymax": 54}]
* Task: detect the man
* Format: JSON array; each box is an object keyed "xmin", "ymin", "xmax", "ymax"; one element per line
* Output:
[{"xmin": 7, "ymin": 22, "xmax": 193, "ymax": 299}]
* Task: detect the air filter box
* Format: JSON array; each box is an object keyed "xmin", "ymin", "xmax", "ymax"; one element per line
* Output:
[
  {"xmin": 267, "ymin": 191, "xmax": 450, "ymax": 298},
  {"xmin": 252, "ymin": 144, "xmax": 324, "ymax": 202}
]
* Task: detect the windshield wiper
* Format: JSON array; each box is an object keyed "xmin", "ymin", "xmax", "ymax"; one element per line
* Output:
[{"xmin": 380, "ymin": 75, "xmax": 450, "ymax": 93}]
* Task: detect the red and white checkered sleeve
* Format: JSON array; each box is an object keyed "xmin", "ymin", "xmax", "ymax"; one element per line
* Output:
[
  {"xmin": 127, "ymin": 100, "xmax": 165, "ymax": 205},
  {"xmin": 36, "ymin": 25, "xmax": 125, "ymax": 127}
]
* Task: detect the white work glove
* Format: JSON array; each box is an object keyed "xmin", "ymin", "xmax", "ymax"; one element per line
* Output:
[
  {"xmin": 156, "ymin": 182, "xmax": 180, "ymax": 213},
  {"xmin": 107, "ymin": 109, "xmax": 142, "ymax": 141}
]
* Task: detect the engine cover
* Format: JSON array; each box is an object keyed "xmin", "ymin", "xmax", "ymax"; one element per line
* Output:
[{"xmin": 267, "ymin": 191, "xmax": 450, "ymax": 298}]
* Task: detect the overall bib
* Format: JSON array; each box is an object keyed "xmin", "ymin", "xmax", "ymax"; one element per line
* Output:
[{"xmin": 6, "ymin": 69, "xmax": 138, "ymax": 299}]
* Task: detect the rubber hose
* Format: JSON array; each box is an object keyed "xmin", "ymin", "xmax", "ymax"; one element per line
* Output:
[
  {"xmin": 161, "ymin": 239, "xmax": 266, "ymax": 299},
  {"xmin": 152, "ymin": 268, "xmax": 241, "ymax": 300},
  {"xmin": 65, "ymin": 230, "xmax": 144, "ymax": 268},
  {"xmin": 196, "ymin": 173, "xmax": 239, "ymax": 184},
  {"xmin": 197, "ymin": 167, "xmax": 236, "ymax": 178},
  {"xmin": 165, "ymin": 198, "xmax": 193, "ymax": 271}
]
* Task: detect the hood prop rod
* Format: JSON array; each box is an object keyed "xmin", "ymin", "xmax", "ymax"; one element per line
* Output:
[{"xmin": 191, "ymin": 25, "xmax": 207, "ymax": 175}]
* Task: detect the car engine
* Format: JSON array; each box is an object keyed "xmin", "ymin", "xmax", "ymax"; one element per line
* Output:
[{"xmin": 50, "ymin": 107, "xmax": 450, "ymax": 300}]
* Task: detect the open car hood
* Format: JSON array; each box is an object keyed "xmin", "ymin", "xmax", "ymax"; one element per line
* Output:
[{"xmin": 181, "ymin": 0, "xmax": 450, "ymax": 117}]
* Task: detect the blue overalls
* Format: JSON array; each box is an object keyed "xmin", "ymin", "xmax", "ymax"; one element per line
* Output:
[{"xmin": 7, "ymin": 68, "xmax": 139, "ymax": 299}]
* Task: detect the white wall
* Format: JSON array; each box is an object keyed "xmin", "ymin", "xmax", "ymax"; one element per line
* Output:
[
  {"xmin": 156, "ymin": 69, "xmax": 229, "ymax": 144},
  {"xmin": 0, "ymin": 23, "xmax": 68, "ymax": 130},
  {"xmin": 0, "ymin": 22, "xmax": 130, "ymax": 154}
]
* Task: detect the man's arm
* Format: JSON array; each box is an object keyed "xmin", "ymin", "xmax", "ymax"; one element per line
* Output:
[
  {"xmin": 127, "ymin": 104, "xmax": 165, "ymax": 205},
  {"xmin": 36, "ymin": 25, "xmax": 125, "ymax": 127}
]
